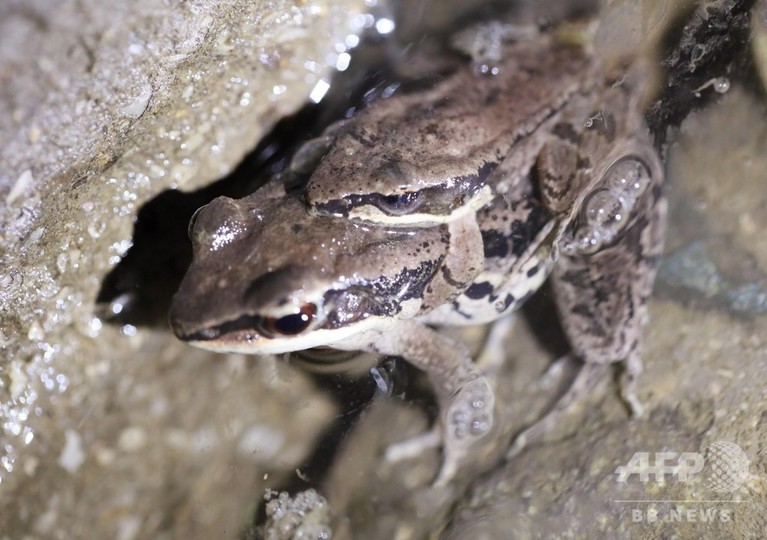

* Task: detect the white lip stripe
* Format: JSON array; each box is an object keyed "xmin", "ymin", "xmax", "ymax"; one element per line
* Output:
[{"xmin": 188, "ymin": 316, "xmax": 390, "ymax": 355}]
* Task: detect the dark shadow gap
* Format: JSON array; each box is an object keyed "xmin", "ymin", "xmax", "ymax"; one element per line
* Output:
[
  {"xmin": 250, "ymin": 358, "xmax": 437, "ymax": 530},
  {"xmin": 95, "ymin": 103, "xmax": 321, "ymax": 327}
]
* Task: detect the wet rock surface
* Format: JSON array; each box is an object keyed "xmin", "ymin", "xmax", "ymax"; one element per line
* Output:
[{"xmin": 0, "ymin": 0, "xmax": 367, "ymax": 537}]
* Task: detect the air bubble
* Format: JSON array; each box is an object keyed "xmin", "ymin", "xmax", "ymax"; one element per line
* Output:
[
  {"xmin": 584, "ymin": 189, "xmax": 624, "ymax": 228},
  {"xmin": 692, "ymin": 76, "xmax": 732, "ymax": 97},
  {"xmin": 605, "ymin": 159, "xmax": 650, "ymax": 200},
  {"xmin": 122, "ymin": 324, "xmax": 137, "ymax": 337},
  {"xmin": 87, "ymin": 221, "xmax": 105, "ymax": 238},
  {"xmin": 471, "ymin": 419, "xmax": 489, "ymax": 434},
  {"xmin": 567, "ymin": 158, "xmax": 652, "ymax": 255},
  {"xmin": 576, "ymin": 230, "xmax": 598, "ymax": 252},
  {"xmin": 88, "ymin": 317, "xmax": 103, "ymax": 337},
  {"xmin": 714, "ymin": 77, "xmax": 730, "ymax": 93},
  {"xmin": 344, "ymin": 34, "xmax": 360, "ymax": 48}
]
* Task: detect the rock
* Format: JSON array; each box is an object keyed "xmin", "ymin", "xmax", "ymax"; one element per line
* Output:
[{"xmin": 0, "ymin": 0, "xmax": 368, "ymax": 537}]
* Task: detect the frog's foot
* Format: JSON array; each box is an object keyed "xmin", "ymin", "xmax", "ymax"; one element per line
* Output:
[
  {"xmin": 506, "ymin": 360, "xmax": 607, "ymax": 459},
  {"xmin": 434, "ymin": 377, "xmax": 496, "ymax": 486},
  {"xmin": 385, "ymin": 377, "xmax": 496, "ymax": 486},
  {"xmin": 386, "ymin": 376, "xmax": 495, "ymax": 487}
]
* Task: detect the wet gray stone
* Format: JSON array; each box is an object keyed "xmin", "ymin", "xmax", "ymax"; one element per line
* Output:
[{"xmin": 0, "ymin": 0, "xmax": 367, "ymax": 537}]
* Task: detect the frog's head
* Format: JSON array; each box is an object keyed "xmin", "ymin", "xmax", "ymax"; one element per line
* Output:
[
  {"xmin": 303, "ymin": 107, "xmax": 496, "ymax": 225},
  {"xmin": 170, "ymin": 186, "xmax": 447, "ymax": 354}
]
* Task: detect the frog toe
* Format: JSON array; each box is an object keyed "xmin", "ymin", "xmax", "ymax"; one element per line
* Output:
[
  {"xmin": 446, "ymin": 377, "xmax": 496, "ymax": 444},
  {"xmin": 431, "ymin": 377, "xmax": 497, "ymax": 486}
]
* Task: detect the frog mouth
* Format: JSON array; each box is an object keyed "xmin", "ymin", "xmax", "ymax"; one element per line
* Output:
[
  {"xmin": 177, "ymin": 314, "xmax": 264, "ymax": 344},
  {"xmin": 177, "ymin": 313, "xmax": 385, "ymax": 355}
]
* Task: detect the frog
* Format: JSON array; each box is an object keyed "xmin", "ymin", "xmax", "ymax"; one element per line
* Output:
[
  {"xmin": 170, "ymin": 24, "xmax": 666, "ymax": 485},
  {"xmin": 170, "ymin": 180, "xmax": 499, "ymax": 485},
  {"xmin": 283, "ymin": 27, "xmax": 666, "ymax": 450}
]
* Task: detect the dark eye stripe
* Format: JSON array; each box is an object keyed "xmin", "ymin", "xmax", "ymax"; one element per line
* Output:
[{"xmin": 309, "ymin": 162, "xmax": 498, "ymax": 220}]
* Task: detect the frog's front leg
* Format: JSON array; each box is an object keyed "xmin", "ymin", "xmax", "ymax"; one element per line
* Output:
[{"xmin": 340, "ymin": 319, "xmax": 496, "ymax": 486}]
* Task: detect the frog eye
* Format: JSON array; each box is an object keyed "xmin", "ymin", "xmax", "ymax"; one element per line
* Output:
[
  {"xmin": 258, "ymin": 303, "xmax": 318, "ymax": 337},
  {"xmin": 373, "ymin": 191, "xmax": 423, "ymax": 215},
  {"xmin": 566, "ymin": 157, "xmax": 652, "ymax": 255},
  {"xmin": 187, "ymin": 204, "xmax": 208, "ymax": 241}
]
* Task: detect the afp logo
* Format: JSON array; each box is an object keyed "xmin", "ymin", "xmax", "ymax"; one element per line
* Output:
[{"xmin": 615, "ymin": 441, "xmax": 751, "ymax": 493}]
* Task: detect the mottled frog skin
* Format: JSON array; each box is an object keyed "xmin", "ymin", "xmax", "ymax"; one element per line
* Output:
[
  {"xmin": 170, "ymin": 28, "xmax": 665, "ymax": 485},
  {"xmin": 303, "ymin": 34, "xmax": 594, "ymax": 226}
]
